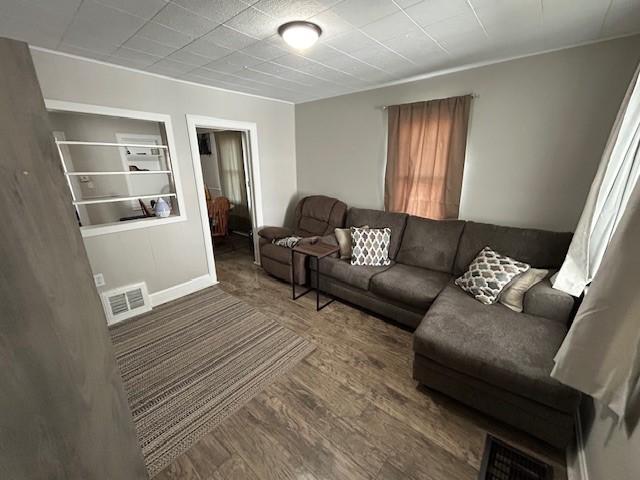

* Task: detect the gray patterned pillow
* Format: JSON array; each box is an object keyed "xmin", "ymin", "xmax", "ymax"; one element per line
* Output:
[
  {"xmin": 455, "ymin": 247, "xmax": 530, "ymax": 305},
  {"xmin": 351, "ymin": 227, "xmax": 391, "ymax": 266},
  {"xmin": 272, "ymin": 236, "xmax": 302, "ymax": 248}
]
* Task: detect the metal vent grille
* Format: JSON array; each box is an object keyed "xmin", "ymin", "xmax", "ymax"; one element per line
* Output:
[
  {"xmin": 108, "ymin": 293, "xmax": 129, "ymax": 316},
  {"xmin": 478, "ymin": 436, "xmax": 553, "ymax": 480},
  {"xmin": 126, "ymin": 288, "xmax": 145, "ymax": 310},
  {"xmin": 101, "ymin": 283, "xmax": 151, "ymax": 325}
]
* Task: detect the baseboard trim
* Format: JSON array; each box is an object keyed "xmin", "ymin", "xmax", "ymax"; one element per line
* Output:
[
  {"xmin": 150, "ymin": 274, "xmax": 218, "ymax": 307},
  {"xmin": 567, "ymin": 412, "xmax": 590, "ymax": 480}
]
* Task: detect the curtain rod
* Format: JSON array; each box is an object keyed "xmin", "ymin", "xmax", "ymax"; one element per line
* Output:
[{"xmin": 380, "ymin": 94, "xmax": 478, "ymax": 110}]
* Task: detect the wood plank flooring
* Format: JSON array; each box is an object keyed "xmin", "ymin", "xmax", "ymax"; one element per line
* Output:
[{"xmin": 154, "ymin": 248, "xmax": 568, "ymax": 480}]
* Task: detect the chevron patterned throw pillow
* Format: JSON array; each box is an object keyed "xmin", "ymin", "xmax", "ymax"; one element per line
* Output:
[{"xmin": 351, "ymin": 227, "xmax": 391, "ymax": 266}]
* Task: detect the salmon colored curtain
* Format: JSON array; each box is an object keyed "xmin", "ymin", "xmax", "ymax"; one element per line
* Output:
[{"xmin": 385, "ymin": 95, "xmax": 472, "ymax": 219}]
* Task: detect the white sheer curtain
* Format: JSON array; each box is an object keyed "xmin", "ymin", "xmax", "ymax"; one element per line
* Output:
[
  {"xmin": 553, "ymin": 64, "xmax": 640, "ymax": 296},
  {"xmin": 214, "ymin": 131, "xmax": 249, "ymax": 218},
  {"xmin": 551, "ymin": 63, "xmax": 640, "ymax": 421},
  {"xmin": 551, "ymin": 179, "xmax": 640, "ymax": 420}
]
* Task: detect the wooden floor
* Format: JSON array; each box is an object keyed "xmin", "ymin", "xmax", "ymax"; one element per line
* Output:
[
  {"xmin": 211, "ymin": 232, "xmax": 254, "ymax": 256},
  {"xmin": 155, "ymin": 248, "xmax": 568, "ymax": 480}
]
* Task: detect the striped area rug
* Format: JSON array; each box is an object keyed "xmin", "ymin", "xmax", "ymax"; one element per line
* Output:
[{"xmin": 110, "ymin": 286, "xmax": 315, "ymax": 478}]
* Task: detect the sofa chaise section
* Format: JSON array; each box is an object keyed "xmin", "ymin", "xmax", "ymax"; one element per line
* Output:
[
  {"xmin": 413, "ymin": 221, "xmax": 578, "ymax": 448},
  {"xmin": 413, "ymin": 284, "xmax": 579, "ymax": 448}
]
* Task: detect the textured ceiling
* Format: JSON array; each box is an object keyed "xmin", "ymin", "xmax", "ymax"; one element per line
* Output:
[{"xmin": 1, "ymin": 0, "xmax": 639, "ymax": 103}]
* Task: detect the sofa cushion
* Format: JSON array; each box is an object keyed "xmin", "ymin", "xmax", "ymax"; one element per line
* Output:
[
  {"xmin": 297, "ymin": 216, "xmax": 330, "ymax": 237},
  {"xmin": 453, "ymin": 221, "xmax": 572, "ymax": 275},
  {"xmin": 413, "ymin": 284, "xmax": 579, "ymax": 412},
  {"xmin": 295, "ymin": 195, "xmax": 347, "ymax": 236},
  {"xmin": 346, "ymin": 208, "xmax": 408, "ymax": 260},
  {"xmin": 310, "ymin": 256, "xmax": 393, "ymax": 291},
  {"xmin": 396, "ymin": 216, "xmax": 465, "ymax": 273},
  {"xmin": 370, "ymin": 264, "xmax": 451, "ymax": 310}
]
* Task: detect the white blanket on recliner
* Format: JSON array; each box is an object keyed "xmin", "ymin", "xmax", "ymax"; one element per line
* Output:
[{"xmin": 272, "ymin": 236, "xmax": 302, "ymax": 248}]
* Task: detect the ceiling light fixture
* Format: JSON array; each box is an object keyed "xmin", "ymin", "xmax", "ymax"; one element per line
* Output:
[{"xmin": 278, "ymin": 21, "xmax": 322, "ymax": 50}]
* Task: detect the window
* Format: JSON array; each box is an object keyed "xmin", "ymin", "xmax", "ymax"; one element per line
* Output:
[{"xmin": 47, "ymin": 101, "xmax": 185, "ymax": 237}]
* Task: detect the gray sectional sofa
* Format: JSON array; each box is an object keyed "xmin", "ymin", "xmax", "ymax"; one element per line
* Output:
[{"xmin": 306, "ymin": 207, "xmax": 580, "ymax": 448}]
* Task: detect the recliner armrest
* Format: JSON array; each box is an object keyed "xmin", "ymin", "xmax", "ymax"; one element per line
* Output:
[
  {"xmin": 258, "ymin": 226, "xmax": 293, "ymax": 240},
  {"xmin": 523, "ymin": 279, "xmax": 575, "ymax": 324}
]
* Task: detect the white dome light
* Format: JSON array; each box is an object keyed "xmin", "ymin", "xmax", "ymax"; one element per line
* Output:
[{"xmin": 278, "ymin": 21, "xmax": 322, "ymax": 50}]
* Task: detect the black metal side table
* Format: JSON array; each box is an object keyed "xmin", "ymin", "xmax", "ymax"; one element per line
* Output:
[{"xmin": 291, "ymin": 242, "xmax": 340, "ymax": 311}]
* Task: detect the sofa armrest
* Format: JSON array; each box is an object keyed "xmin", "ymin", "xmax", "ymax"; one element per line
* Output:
[
  {"xmin": 258, "ymin": 226, "xmax": 293, "ymax": 241},
  {"xmin": 523, "ymin": 278, "xmax": 575, "ymax": 323}
]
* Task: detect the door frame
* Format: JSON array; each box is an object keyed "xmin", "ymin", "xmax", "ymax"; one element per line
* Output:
[{"xmin": 185, "ymin": 114, "xmax": 263, "ymax": 273}]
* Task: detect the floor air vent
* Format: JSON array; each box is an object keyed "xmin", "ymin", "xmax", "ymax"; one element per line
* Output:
[
  {"xmin": 101, "ymin": 283, "xmax": 151, "ymax": 325},
  {"xmin": 478, "ymin": 436, "xmax": 553, "ymax": 480}
]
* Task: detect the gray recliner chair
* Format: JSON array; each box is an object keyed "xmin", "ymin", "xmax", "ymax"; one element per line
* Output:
[{"xmin": 258, "ymin": 195, "xmax": 347, "ymax": 285}]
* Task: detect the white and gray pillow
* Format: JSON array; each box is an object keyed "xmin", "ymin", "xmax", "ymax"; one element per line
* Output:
[
  {"xmin": 499, "ymin": 268, "xmax": 548, "ymax": 312},
  {"xmin": 335, "ymin": 225, "xmax": 368, "ymax": 259},
  {"xmin": 455, "ymin": 247, "xmax": 530, "ymax": 305},
  {"xmin": 351, "ymin": 227, "xmax": 391, "ymax": 266}
]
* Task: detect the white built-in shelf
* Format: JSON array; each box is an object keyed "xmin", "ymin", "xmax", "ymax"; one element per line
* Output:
[
  {"xmin": 48, "ymin": 103, "xmax": 186, "ymax": 238},
  {"xmin": 66, "ymin": 170, "xmax": 171, "ymax": 176},
  {"xmin": 73, "ymin": 193, "xmax": 177, "ymax": 206}
]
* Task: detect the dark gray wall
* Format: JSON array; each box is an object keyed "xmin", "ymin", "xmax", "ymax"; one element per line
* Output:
[{"xmin": 0, "ymin": 37, "xmax": 148, "ymax": 480}]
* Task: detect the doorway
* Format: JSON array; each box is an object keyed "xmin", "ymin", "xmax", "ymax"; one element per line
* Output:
[{"xmin": 186, "ymin": 115, "xmax": 263, "ymax": 272}]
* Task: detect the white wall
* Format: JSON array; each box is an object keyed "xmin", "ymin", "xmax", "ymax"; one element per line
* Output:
[
  {"xmin": 295, "ymin": 35, "xmax": 640, "ymax": 232},
  {"xmin": 34, "ymin": 49, "xmax": 296, "ymax": 296},
  {"xmin": 573, "ymin": 397, "xmax": 640, "ymax": 480}
]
